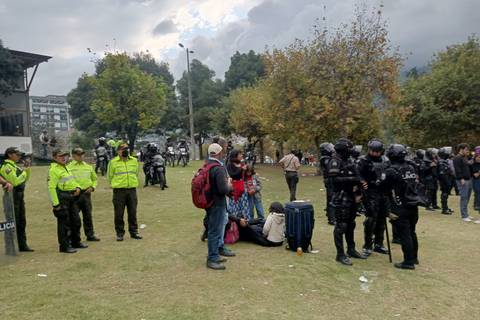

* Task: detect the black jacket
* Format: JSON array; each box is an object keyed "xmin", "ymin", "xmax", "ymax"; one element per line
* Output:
[
  {"xmin": 207, "ymin": 159, "xmax": 230, "ymax": 207},
  {"xmin": 453, "ymin": 155, "xmax": 472, "ymax": 180}
]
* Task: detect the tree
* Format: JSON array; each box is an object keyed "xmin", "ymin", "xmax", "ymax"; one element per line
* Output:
[
  {"xmin": 224, "ymin": 50, "xmax": 265, "ymax": 91},
  {"xmin": 90, "ymin": 53, "xmax": 167, "ymax": 150},
  {"xmin": 176, "ymin": 59, "xmax": 225, "ymax": 158},
  {"xmin": 0, "ymin": 40, "xmax": 23, "ymax": 100},
  {"xmin": 257, "ymin": 4, "xmax": 400, "ymax": 152},
  {"xmin": 396, "ymin": 36, "xmax": 480, "ymax": 147}
]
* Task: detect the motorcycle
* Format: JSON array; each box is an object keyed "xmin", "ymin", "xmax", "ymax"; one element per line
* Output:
[
  {"xmin": 96, "ymin": 146, "xmax": 109, "ymax": 176},
  {"xmin": 166, "ymin": 146, "xmax": 176, "ymax": 167},
  {"xmin": 178, "ymin": 147, "xmax": 189, "ymax": 167},
  {"xmin": 147, "ymin": 154, "xmax": 166, "ymax": 190}
]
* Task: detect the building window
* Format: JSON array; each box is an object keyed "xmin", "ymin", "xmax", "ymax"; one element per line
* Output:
[{"xmin": 0, "ymin": 112, "xmax": 25, "ymax": 136}]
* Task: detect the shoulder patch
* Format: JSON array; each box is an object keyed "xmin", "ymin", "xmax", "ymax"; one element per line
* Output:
[{"xmin": 5, "ymin": 168, "xmax": 12, "ymax": 174}]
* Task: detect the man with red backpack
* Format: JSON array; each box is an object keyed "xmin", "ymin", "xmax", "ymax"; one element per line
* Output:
[{"xmin": 194, "ymin": 143, "xmax": 233, "ymax": 270}]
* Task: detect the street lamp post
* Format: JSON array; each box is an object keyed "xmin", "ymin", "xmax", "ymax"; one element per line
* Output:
[{"xmin": 179, "ymin": 43, "xmax": 196, "ymax": 160}]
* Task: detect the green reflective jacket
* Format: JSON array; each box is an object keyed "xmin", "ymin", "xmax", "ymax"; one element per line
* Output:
[
  {"xmin": 107, "ymin": 156, "xmax": 139, "ymax": 189},
  {"xmin": 67, "ymin": 160, "xmax": 97, "ymax": 190},
  {"xmin": 0, "ymin": 159, "xmax": 30, "ymax": 187},
  {"xmin": 48, "ymin": 162, "xmax": 80, "ymax": 206}
]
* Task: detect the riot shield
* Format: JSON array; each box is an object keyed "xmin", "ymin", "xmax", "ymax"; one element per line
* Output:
[{"xmin": 0, "ymin": 190, "xmax": 17, "ymax": 259}]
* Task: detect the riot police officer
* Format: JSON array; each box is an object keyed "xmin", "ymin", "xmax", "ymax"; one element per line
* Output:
[
  {"xmin": 95, "ymin": 137, "xmax": 109, "ymax": 174},
  {"xmin": 385, "ymin": 144, "xmax": 421, "ymax": 270},
  {"xmin": 0, "ymin": 147, "xmax": 34, "ymax": 252},
  {"xmin": 421, "ymin": 149, "xmax": 439, "ymax": 211},
  {"xmin": 413, "ymin": 149, "xmax": 425, "ymax": 175},
  {"xmin": 437, "ymin": 147, "xmax": 454, "ymax": 214},
  {"xmin": 326, "ymin": 138, "xmax": 366, "ymax": 266},
  {"xmin": 357, "ymin": 139, "xmax": 390, "ymax": 256},
  {"xmin": 319, "ymin": 142, "xmax": 335, "ymax": 225}
]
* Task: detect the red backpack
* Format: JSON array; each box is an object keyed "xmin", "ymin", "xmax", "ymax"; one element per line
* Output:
[{"xmin": 191, "ymin": 162, "xmax": 220, "ymax": 209}]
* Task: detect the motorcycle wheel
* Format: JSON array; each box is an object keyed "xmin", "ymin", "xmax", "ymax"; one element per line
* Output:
[{"xmin": 159, "ymin": 171, "xmax": 166, "ymax": 190}]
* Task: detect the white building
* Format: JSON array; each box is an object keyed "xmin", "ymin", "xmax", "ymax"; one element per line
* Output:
[{"xmin": 30, "ymin": 95, "xmax": 72, "ymax": 133}]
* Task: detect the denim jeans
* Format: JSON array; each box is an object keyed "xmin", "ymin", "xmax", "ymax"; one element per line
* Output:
[
  {"xmin": 456, "ymin": 180, "xmax": 473, "ymax": 218},
  {"xmin": 206, "ymin": 205, "xmax": 228, "ymax": 262},
  {"xmin": 248, "ymin": 196, "xmax": 265, "ymax": 221},
  {"xmin": 472, "ymin": 179, "xmax": 480, "ymax": 211}
]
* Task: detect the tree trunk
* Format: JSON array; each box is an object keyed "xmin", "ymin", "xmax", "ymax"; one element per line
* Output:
[
  {"xmin": 259, "ymin": 138, "xmax": 265, "ymax": 164},
  {"xmin": 198, "ymin": 141, "xmax": 203, "ymax": 160}
]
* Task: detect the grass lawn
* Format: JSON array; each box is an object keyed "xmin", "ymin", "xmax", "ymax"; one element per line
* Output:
[{"xmin": 1, "ymin": 161, "xmax": 480, "ymax": 320}]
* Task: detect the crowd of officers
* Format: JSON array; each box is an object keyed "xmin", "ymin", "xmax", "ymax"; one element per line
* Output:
[
  {"xmin": 319, "ymin": 139, "xmax": 430, "ymax": 269},
  {"xmin": 0, "ymin": 143, "xmax": 142, "ymax": 254}
]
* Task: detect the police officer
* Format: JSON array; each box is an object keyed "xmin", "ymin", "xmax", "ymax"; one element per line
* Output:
[
  {"xmin": 0, "ymin": 147, "xmax": 34, "ymax": 251},
  {"xmin": 326, "ymin": 138, "xmax": 366, "ymax": 266},
  {"xmin": 95, "ymin": 137, "xmax": 109, "ymax": 174},
  {"xmin": 107, "ymin": 143, "xmax": 142, "ymax": 241},
  {"xmin": 67, "ymin": 148, "xmax": 100, "ymax": 241},
  {"xmin": 437, "ymin": 147, "xmax": 454, "ymax": 215},
  {"xmin": 319, "ymin": 142, "xmax": 335, "ymax": 225},
  {"xmin": 413, "ymin": 149, "xmax": 425, "ymax": 175},
  {"xmin": 421, "ymin": 149, "xmax": 439, "ymax": 211},
  {"xmin": 48, "ymin": 149, "xmax": 87, "ymax": 253},
  {"xmin": 357, "ymin": 139, "xmax": 390, "ymax": 257},
  {"xmin": 385, "ymin": 144, "xmax": 420, "ymax": 270},
  {"xmin": 177, "ymin": 138, "xmax": 189, "ymax": 165}
]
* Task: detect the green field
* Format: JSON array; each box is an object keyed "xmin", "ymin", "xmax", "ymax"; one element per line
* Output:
[{"xmin": 1, "ymin": 162, "xmax": 480, "ymax": 320}]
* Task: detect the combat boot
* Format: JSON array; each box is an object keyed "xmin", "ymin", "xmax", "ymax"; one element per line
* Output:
[{"xmin": 336, "ymin": 255, "xmax": 353, "ymax": 266}]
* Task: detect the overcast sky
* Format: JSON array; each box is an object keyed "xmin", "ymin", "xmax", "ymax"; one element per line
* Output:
[{"xmin": 0, "ymin": 0, "xmax": 478, "ymax": 96}]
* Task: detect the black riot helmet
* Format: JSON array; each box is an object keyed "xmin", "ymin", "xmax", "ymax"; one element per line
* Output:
[
  {"xmin": 415, "ymin": 149, "xmax": 425, "ymax": 159},
  {"xmin": 334, "ymin": 138, "xmax": 353, "ymax": 159},
  {"xmin": 386, "ymin": 144, "xmax": 407, "ymax": 162},
  {"xmin": 319, "ymin": 142, "xmax": 334, "ymax": 156},
  {"xmin": 425, "ymin": 149, "xmax": 434, "ymax": 161},
  {"xmin": 437, "ymin": 147, "xmax": 450, "ymax": 160},
  {"xmin": 368, "ymin": 139, "xmax": 384, "ymax": 153}
]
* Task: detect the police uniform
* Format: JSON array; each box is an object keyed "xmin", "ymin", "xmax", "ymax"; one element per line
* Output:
[
  {"xmin": 357, "ymin": 154, "xmax": 390, "ymax": 255},
  {"xmin": 0, "ymin": 149, "xmax": 32, "ymax": 251},
  {"xmin": 420, "ymin": 154, "xmax": 438, "ymax": 210},
  {"xmin": 319, "ymin": 142, "xmax": 335, "ymax": 225},
  {"xmin": 385, "ymin": 144, "xmax": 420, "ymax": 269},
  {"xmin": 326, "ymin": 138, "xmax": 365, "ymax": 265},
  {"xmin": 437, "ymin": 150, "xmax": 454, "ymax": 214},
  {"xmin": 48, "ymin": 150, "xmax": 85, "ymax": 252},
  {"xmin": 67, "ymin": 149, "xmax": 99, "ymax": 241},
  {"xmin": 107, "ymin": 146, "xmax": 142, "ymax": 240}
]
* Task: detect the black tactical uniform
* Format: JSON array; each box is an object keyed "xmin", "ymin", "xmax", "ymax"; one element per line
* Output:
[
  {"xmin": 326, "ymin": 138, "xmax": 366, "ymax": 266},
  {"xmin": 437, "ymin": 148, "xmax": 454, "ymax": 214},
  {"xmin": 385, "ymin": 144, "xmax": 420, "ymax": 270},
  {"xmin": 319, "ymin": 142, "xmax": 335, "ymax": 225},
  {"xmin": 420, "ymin": 150, "xmax": 439, "ymax": 210},
  {"xmin": 357, "ymin": 139, "xmax": 390, "ymax": 256}
]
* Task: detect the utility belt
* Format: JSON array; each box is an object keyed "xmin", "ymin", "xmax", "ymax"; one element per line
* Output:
[{"xmin": 284, "ymin": 170, "xmax": 298, "ymax": 176}]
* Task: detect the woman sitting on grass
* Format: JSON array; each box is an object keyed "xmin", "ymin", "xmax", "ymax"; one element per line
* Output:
[{"xmin": 228, "ymin": 202, "xmax": 285, "ymax": 247}]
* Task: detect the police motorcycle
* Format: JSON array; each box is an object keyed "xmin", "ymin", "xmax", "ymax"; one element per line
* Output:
[
  {"xmin": 165, "ymin": 145, "xmax": 176, "ymax": 167},
  {"xmin": 177, "ymin": 139, "xmax": 189, "ymax": 167},
  {"xmin": 95, "ymin": 137, "xmax": 109, "ymax": 176},
  {"xmin": 145, "ymin": 144, "xmax": 167, "ymax": 190}
]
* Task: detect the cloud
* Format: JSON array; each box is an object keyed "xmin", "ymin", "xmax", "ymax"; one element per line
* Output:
[{"xmin": 153, "ymin": 19, "xmax": 178, "ymax": 36}]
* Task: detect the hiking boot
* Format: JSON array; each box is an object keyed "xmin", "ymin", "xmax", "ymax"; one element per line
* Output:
[
  {"xmin": 441, "ymin": 210, "xmax": 452, "ymax": 215},
  {"xmin": 116, "ymin": 235, "xmax": 124, "ymax": 241},
  {"xmin": 207, "ymin": 260, "xmax": 226, "ymax": 270},
  {"xmin": 347, "ymin": 250, "xmax": 367, "ymax": 259},
  {"xmin": 219, "ymin": 247, "xmax": 236, "ymax": 257},
  {"xmin": 60, "ymin": 247, "xmax": 77, "ymax": 254},
  {"xmin": 131, "ymin": 233, "xmax": 143, "ymax": 240},
  {"xmin": 72, "ymin": 242, "xmax": 88, "ymax": 249},
  {"xmin": 394, "ymin": 262, "xmax": 415, "ymax": 270},
  {"xmin": 373, "ymin": 245, "xmax": 389, "ymax": 255},
  {"xmin": 362, "ymin": 248, "xmax": 373, "ymax": 257},
  {"xmin": 336, "ymin": 255, "xmax": 353, "ymax": 266}
]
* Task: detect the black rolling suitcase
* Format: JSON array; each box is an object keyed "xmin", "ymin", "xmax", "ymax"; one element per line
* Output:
[{"xmin": 285, "ymin": 201, "xmax": 315, "ymax": 252}]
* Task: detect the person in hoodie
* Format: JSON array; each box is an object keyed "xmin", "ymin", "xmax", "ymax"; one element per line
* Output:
[{"xmin": 262, "ymin": 202, "xmax": 286, "ymax": 246}]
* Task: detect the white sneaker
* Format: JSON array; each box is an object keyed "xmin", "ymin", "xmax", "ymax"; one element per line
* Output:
[
  {"xmin": 474, "ymin": 220, "xmax": 480, "ymax": 224},
  {"xmin": 462, "ymin": 217, "xmax": 473, "ymax": 222}
]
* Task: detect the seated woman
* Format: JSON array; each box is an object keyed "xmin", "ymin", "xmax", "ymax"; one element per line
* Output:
[{"xmin": 227, "ymin": 202, "xmax": 285, "ymax": 247}]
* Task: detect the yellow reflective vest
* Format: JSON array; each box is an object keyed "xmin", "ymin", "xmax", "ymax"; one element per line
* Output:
[
  {"xmin": 0, "ymin": 159, "xmax": 30, "ymax": 187},
  {"xmin": 107, "ymin": 156, "xmax": 139, "ymax": 189},
  {"xmin": 67, "ymin": 160, "xmax": 97, "ymax": 190},
  {"xmin": 48, "ymin": 162, "xmax": 80, "ymax": 206}
]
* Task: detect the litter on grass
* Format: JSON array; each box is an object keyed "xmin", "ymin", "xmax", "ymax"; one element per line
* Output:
[{"xmin": 37, "ymin": 274, "xmax": 47, "ymax": 277}]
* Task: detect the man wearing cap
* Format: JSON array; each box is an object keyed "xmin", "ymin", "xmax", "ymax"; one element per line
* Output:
[
  {"xmin": 67, "ymin": 148, "xmax": 100, "ymax": 242},
  {"xmin": 48, "ymin": 149, "xmax": 87, "ymax": 253},
  {"xmin": 107, "ymin": 143, "xmax": 142, "ymax": 241},
  {"xmin": 0, "ymin": 147, "xmax": 33, "ymax": 251},
  {"xmin": 205, "ymin": 143, "xmax": 233, "ymax": 270}
]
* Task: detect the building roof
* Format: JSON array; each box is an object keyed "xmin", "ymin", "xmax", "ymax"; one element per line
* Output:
[{"xmin": 8, "ymin": 49, "xmax": 51, "ymax": 69}]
